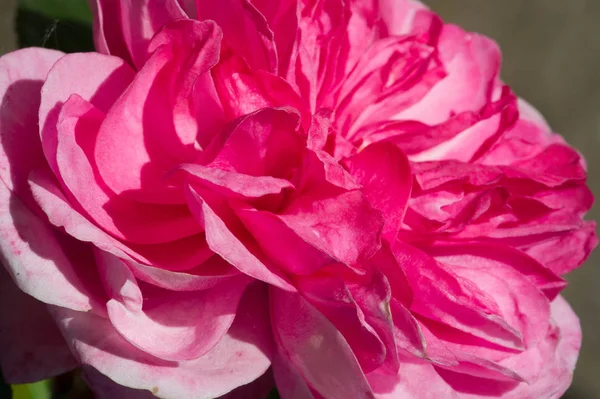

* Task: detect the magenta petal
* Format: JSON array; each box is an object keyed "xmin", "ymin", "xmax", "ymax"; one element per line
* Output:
[
  {"xmin": 271, "ymin": 288, "xmax": 375, "ymax": 399},
  {"xmin": 52, "ymin": 283, "xmax": 273, "ymax": 398},
  {"xmin": 195, "ymin": 0, "xmax": 277, "ymax": 73},
  {"xmin": 28, "ymin": 169, "xmax": 208, "ymax": 275},
  {"xmin": 95, "ymin": 20, "xmax": 223, "ymax": 201},
  {"xmin": 54, "ymin": 94, "xmax": 202, "ymax": 245},
  {"xmin": 392, "ymin": 241, "xmax": 524, "ymax": 350},
  {"xmin": 523, "ymin": 221, "xmax": 598, "ymax": 276},
  {"xmin": 207, "ymin": 107, "xmax": 304, "ymax": 179},
  {"xmin": 295, "ymin": 274, "xmax": 387, "ymax": 373},
  {"xmin": 185, "ymin": 185, "xmax": 294, "ymax": 291},
  {"xmin": 235, "ymin": 207, "xmax": 333, "ymax": 275},
  {"xmin": 179, "ymin": 164, "xmax": 294, "ymax": 199},
  {"xmin": 272, "ymin": 352, "xmax": 317, "ymax": 399},
  {"xmin": 378, "ymin": 0, "xmax": 430, "ymax": 36},
  {"xmin": 89, "ymin": 0, "xmax": 187, "ymax": 68},
  {"xmin": 344, "ymin": 142, "xmax": 412, "ymax": 240},
  {"xmin": 129, "ymin": 256, "xmax": 239, "ymax": 292},
  {"xmin": 0, "ymin": 268, "xmax": 77, "ymax": 383},
  {"xmin": 280, "ymin": 188, "xmax": 383, "ymax": 268},
  {"xmin": 0, "ymin": 48, "xmax": 63, "ymax": 202}
]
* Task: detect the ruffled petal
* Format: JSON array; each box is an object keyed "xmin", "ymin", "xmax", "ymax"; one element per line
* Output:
[
  {"xmin": 195, "ymin": 0, "xmax": 278, "ymax": 73},
  {"xmin": 270, "ymin": 288, "xmax": 375, "ymax": 399},
  {"xmin": 51, "ymin": 283, "xmax": 273, "ymax": 398},
  {"xmin": 89, "ymin": 0, "xmax": 187, "ymax": 68},
  {"xmin": 94, "ymin": 20, "xmax": 224, "ymax": 203}
]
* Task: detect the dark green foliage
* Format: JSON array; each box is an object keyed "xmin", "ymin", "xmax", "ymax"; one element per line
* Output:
[{"xmin": 16, "ymin": 7, "xmax": 94, "ymax": 53}]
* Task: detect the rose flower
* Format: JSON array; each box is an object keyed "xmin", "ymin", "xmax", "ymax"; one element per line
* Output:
[{"xmin": 0, "ymin": 0, "xmax": 595, "ymax": 398}]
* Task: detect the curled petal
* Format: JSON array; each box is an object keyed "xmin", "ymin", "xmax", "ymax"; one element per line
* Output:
[
  {"xmin": 51, "ymin": 282, "xmax": 273, "ymax": 398},
  {"xmin": 271, "ymin": 288, "xmax": 376, "ymax": 399}
]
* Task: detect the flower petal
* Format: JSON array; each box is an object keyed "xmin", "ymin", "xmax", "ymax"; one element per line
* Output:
[
  {"xmin": 51, "ymin": 282, "xmax": 273, "ymax": 398},
  {"xmin": 97, "ymin": 249, "xmax": 249, "ymax": 361},
  {"xmin": 39, "ymin": 52, "xmax": 135, "ymax": 178},
  {"xmin": 0, "ymin": 180, "xmax": 101, "ymax": 312},
  {"xmin": 89, "ymin": 0, "xmax": 187, "ymax": 68},
  {"xmin": 195, "ymin": 0, "xmax": 278, "ymax": 73},
  {"xmin": 94, "ymin": 20, "xmax": 224, "ymax": 203},
  {"xmin": 344, "ymin": 142, "xmax": 412, "ymax": 240},
  {"xmin": 185, "ymin": 185, "xmax": 294, "ymax": 291},
  {"xmin": 0, "ymin": 48, "xmax": 63, "ymax": 203},
  {"xmin": 271, "ymin": 288, "xmax": 375, "ymax": 399}
]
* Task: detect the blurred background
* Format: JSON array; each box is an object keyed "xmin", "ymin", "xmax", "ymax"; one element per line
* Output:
[{"xmin": 0, "ymin": 0, "xmax": 598, "ymax": 398}]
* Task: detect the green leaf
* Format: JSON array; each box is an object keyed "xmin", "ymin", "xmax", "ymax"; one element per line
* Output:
[
  {"xmin": 16, "ymin": 7, "xmax": 94, "ymax": 53},
  {"xmin": 19, "ymin": 0, "xmax": 92, "ymax": 24},
  {"xmin": 11, "ymin": 380, "xmax": 52, "ymax": 399}
]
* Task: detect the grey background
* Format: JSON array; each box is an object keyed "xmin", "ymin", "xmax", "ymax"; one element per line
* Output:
[{"xmin": 0, "ymin": 0, "xmax": 598, "ymax": 397}]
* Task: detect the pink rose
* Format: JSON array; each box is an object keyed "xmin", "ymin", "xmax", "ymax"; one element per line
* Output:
[{"xmin": 0, "ymin": 1, "xmax": 595, "ymax": 398}]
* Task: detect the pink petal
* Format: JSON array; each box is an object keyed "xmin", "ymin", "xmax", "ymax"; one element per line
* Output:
[
  {"xmin": 235, "ymin": 206, "xmax": 334, "ymax": 276},
  {"xmin": 408, "ymin": 88, "xmax": 518, "ymax": 163},
  {"xmin": 0, "ymin": 180, "xmax": 100, "ymax": 312},
  {"xmin": 280, "ymin": 188, "xmax": 383, "ymax": 268},
  {"xmin": 39, "ymin": 52, "xmax": 135, "ymax": 178},
  {"xmin": 425, "ymin": 296, "xmax": 581, "ymax": 399},
  {"xmin": 345, "ymin": 270, "xmax": 401, "ymax": 373},
  {"xmin": 206, "ymin": 107, "xmax": 304, "ymax": 179},
  {"xmin": 344, "ymin": 142, "xmax": 412, "ymax": 240},
  {"xmin": 271, "ymin": 288, "xmax": 376, "ymax": 399},
  {"xmin": 378, "ymin": 0, "xmax": 429, "ymax": 36},
  {"xmin": 394, "ymin": 26, "xmax": 500, "ymax": 125},
  {"xmin": 195, "ymin": 0, "xmax": 277, "ymax": 73},
  {"xmin": 0, "ymin": 48, "xmax": 63, "ymax": 203},
  {"xmin": 179, "ymin": 164, "xmax": 294, "ymax": 200},
  {"xmin": 213, "ymin": 52, "xmax": 305, "ymax": 120},
  {"xmin": 425, "ymin": 242, "xmax": 566, "ymax": 300},
  {"xmin": 523, "ymin": 221, "xmax": 598, "ymax": 276},
  {"xmin": 89, "ymin": 0, "xmax": 187, "ymax": 68},
  {"xmin": 0, "ymin": 267, "xmax": 77, "ymax": 383},
  {"xmin": 97, "ymin": 249, "xmax": 249, "ymax": 361},
  {"xmin": 185, "ymin": 185, "xmax": 294, "ymax": 291},
  {"xmin": 28, "ymin": 169, "xmax": 212, "ymax": 274},
  {"xmin": 250, "ymin": 0, "xmax": 297, "ymax": 75},
  {"xmin": 392, "ymin": 241, "xmax": 524, "ymax": 350},
  {"xmin": 295, "ymin": 273, "xmax": 387, "ymax": 373},
  {"xmin": 55, "ymin": 94, "xmax": 202, "ymax": 244},
  {"xmin": 95, "ymin": 20, "xmax": 223, "ymax": 203},
  {"xmin": 51, "ymin": 283, "xmax": 273, "ymax": 398},
  {"xmin": 429, "ymin": 248, "xmax": 552, "ymax": 348},
  {"xmin": 272, "ymin": 352, "xmax": 317, "ymax": 399},
  {"xmin": 389, "ymin": 299, "xmax": 427, "ymax": 358},
  {"xmin": 129, "ymin": 256, "xmax": 240, "ymax": 292},
  {"xmin": 367, "ymin": 359, "xmax": 460, "ymax": 399}
]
